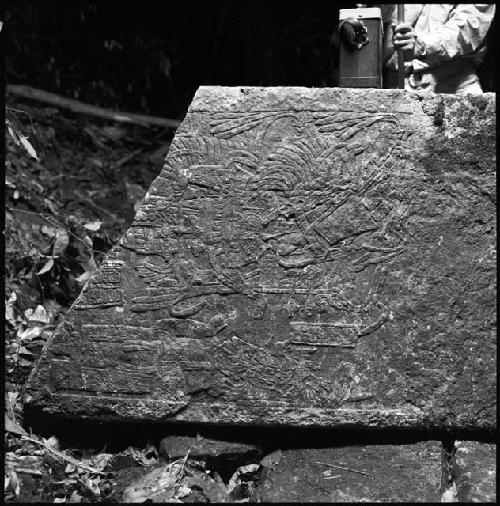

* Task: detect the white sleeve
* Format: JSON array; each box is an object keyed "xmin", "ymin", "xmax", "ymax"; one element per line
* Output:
[{"xmin": 417, "ymin": 4, "xmax": 496, "ymax": 65}]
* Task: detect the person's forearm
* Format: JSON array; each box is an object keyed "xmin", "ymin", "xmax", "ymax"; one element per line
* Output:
[{"xmin": 416, "ymin": 4, "xmax": 495, "ymax": 66}]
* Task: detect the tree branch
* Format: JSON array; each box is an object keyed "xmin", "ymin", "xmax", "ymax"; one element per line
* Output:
[{"xmin": 7, "ymin": 84, "xmax": 181, "ymax": 129}]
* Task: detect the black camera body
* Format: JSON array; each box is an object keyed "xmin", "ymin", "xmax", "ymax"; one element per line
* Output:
[{"xmin": 338, "ymin": 7, "xmax": 383, "ymax": 88}]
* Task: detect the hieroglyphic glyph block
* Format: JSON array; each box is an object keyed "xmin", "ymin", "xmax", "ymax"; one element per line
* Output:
[{"xmin": 26, "ymin": 87, "xmax": 496, "ymax": 430}]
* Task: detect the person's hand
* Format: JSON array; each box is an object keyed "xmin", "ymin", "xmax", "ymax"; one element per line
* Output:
[{"xmin": 392, "ymin": 22, "xmax": 417, "ymax": 61}]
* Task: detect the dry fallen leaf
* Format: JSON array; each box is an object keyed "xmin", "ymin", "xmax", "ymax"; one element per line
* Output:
[
  {"xmin": 227, "ymin": 462, "xmax": 261, "ymax": 498},
  {"xmin": 83, "ymin": 221, "xmax": 102, "ymax": 232},
  {"xmin": 92, "ymin": 453, "xmax": 115, "ymax": 471},
  {"xmin": 6, "ymin": 391, "xmax": 20, "ymax": 419},
  {"xmin": 41, "ymin": 225, "xmax": 58, "ymax": 238},
  {"xmin": 238, "ymin": 464, "xmax": 260, "ymax": 475},
  {"xmin": 174, "ymin": 484, "xmax": 192, "ymax": 499},
  {"xmin": 7, "ymin": 470, "xmax": 21, "ymax": 497},
  {"xmin": 5, "ymin": 292, "xmax": 17, "ymax": 326},
  {"xmin": 28, "ymin": 305, "xmax": 50, "ymax": 325},
  {"xmin": 18, "ymin": 345, "xmax": 34, "ymax": 356},
  {"xmin": 122, "ymin": 454, "xmax": 189, "ymax": 503},
  {"xmin": 43, "ymin": 436, "xmax": 60, "ymax": 450},
  {"xmin": 53, "ymin": 228, "xmax": 70, "ymax": 256},
  {"xmin": 19, "ymin": 326, "xmax": 43, "ymax": 342},
  {"xmin": 37, "ymin": 257, "xmax": 54, "ymax": 275},
  {"xmin": 68, "ymin": 490, "xmax": 83, "ymax": 503},
  {"xmin": 19, "ymin": 134, "xmax": 40, "ymax": 161},
  {"xmin": 74, "ymin": 271, "xmax": 91, "ymax": 285},
  {"xmin": 5, "ymin": 413, "xmax": 28, "ymax": 436},
  {"xmin": 84, "ymin": 476, "xmax": 101, "ymax": 496},
  {"xmin": 7, "ymin": 124, "xmax": 17, "ymax": 143},
  {"xmin": 43, "ymin": 299, "xmax": 62, "ymax": 323}
]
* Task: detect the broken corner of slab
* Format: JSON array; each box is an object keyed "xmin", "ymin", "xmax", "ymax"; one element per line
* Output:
[{"xmin": 26, "ymin": 87, "xmax": 496, "ymax": 430}]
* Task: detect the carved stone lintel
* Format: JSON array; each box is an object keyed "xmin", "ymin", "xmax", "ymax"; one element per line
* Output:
[{"xmin": 26, "ymin": 87, "xmax": 496, "ymax": 430}]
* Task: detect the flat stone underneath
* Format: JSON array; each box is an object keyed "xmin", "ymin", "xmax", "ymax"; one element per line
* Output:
[
  {"xmin": 255, "ymin": 443, "xmax": 442, "ymax": 502},
  {"xmin": 454, "ymin": 441, "xmax": 496, "ymax": 502}
]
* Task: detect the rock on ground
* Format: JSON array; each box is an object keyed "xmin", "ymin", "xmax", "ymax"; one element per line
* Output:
[
  {"xmin": 454, "ymin": 441, "xmax": 496, "ymax": 502},
  {"xmin": 159, "ymin": 435, "xmax": 262, "ymax": 472},
  {"xmin": 255, "ymin": 442, "xmax": 443, "ymax": 502}
]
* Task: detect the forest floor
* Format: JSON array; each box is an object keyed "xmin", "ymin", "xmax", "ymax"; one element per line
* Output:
[{"xmin": 5, "ymin": 98, "xmax": 238, "ymax": 503}]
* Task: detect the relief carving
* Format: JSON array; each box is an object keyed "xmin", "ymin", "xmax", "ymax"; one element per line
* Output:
[{"xmin": 27, "ymin": 88, "xmax": 495, "ymax": 428}]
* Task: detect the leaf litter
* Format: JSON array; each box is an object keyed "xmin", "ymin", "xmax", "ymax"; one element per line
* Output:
[{"xmin": 120, "ymin": 453, "xmax": 262, "ymax": 503}]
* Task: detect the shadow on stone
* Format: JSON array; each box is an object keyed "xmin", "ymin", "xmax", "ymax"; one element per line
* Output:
[{"xmin": 23, "ymin": 406, "xmax": 496, "ymax": 454}]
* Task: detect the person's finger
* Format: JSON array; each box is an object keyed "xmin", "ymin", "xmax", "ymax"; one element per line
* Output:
[
  {"xmin": 393, "ymin": 35, "xmax": 415, "ymax": 45},
  {"xmin": 393, "ymin": 41, "xmax": 415, "ymax": 51},
  {"xmin": 393, "ymin": 38, "xmax": 415, "ymax": 47},
  {"xmin": 393, "ymin": 22, "xmax": 413, "ymax": 33},
  {"xmin": 393, "ymin": 34, "xmax": 416, "ymax": 47},
  {"xmin": 391, "ymin": 22, "xmax": 411, "ymax": 32},
  {"xmin": 393, "ymin": 29, "xmax": 416, "ymax": 39},
  {"xmin": 393, "ymin": 34, "xmax": 414, "ymax": 42}
]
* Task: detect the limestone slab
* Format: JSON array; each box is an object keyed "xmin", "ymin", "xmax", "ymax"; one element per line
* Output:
[
  {"xmin": 159, "ymin": 435, "xmax": 262, "ymax": 464},
  {"xmin": 454, "ymin": 441, "xmax": 496, "ymax": 502},
  {"xmin": 26, "ymin": 87, "xmax": 496, "ymax": 429},
  {"xmin": 255, "ymin": 443, "xmax": 442, "ymax": 502}
]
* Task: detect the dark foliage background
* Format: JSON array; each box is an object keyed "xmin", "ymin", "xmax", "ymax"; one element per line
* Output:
[
  {"xmin": 7, "ymin": 0, "xmax": 496, "ymax": 119},
  {"xmin": 5, "ymin": 0, "xmax": 348, "ymax": 119}
]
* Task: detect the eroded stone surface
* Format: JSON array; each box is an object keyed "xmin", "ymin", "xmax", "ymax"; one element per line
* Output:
[
  {"xmin": 255, "ymin": 443, "xmax": 442, "ymax": 502},
  {"xmin": 26, "ymin": 87, "xmax": 496, "ymax": 429},
  {"xmin": 159, "ymin": 435, "xmax": 262, "ymax": 464},
  {"xmin": 454, "ymin": 441, "xmax": 496, "ymax": 502}
]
